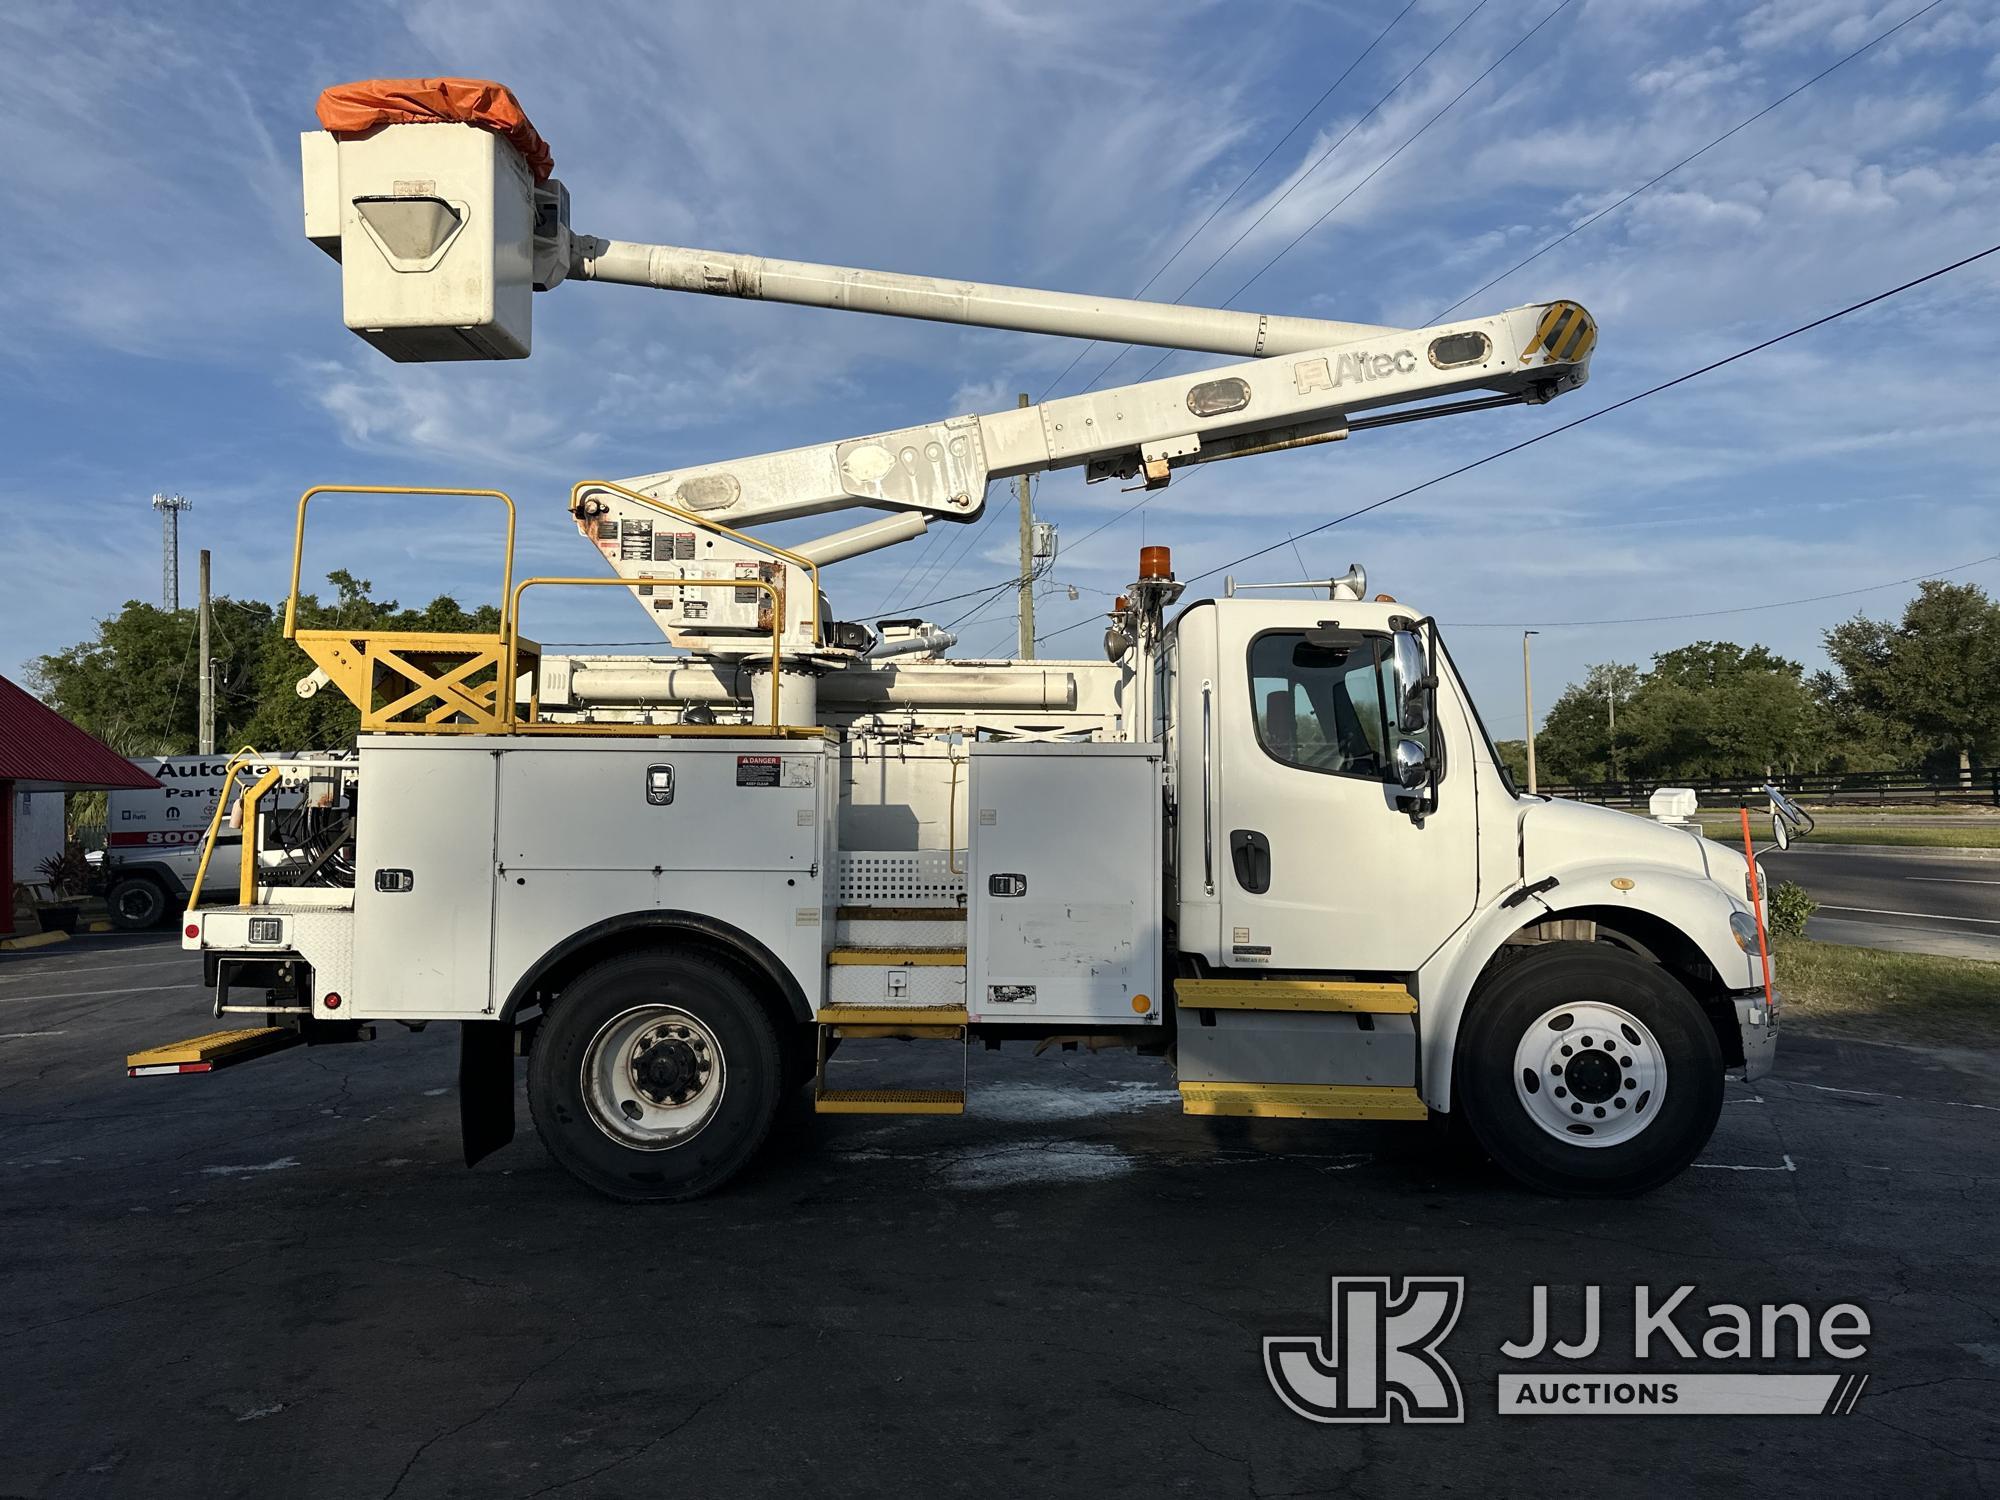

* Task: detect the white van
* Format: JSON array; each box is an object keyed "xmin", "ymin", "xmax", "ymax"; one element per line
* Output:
[{"xmin": 102, "ymin": 757, "xmax": 250, "ymax": 928}]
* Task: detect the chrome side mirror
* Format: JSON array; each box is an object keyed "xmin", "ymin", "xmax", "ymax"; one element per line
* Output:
[
  {"xmin": 1391, "ymin": 629, "xmax": 1430, "ymax": 733},
  {"xmin": 1764, "ymin": 783, "xmax": 1812, "ymax": 850},
  {"xmin": 1393, "ymin": 738, "xmax": 1430, "ymax": 790}
]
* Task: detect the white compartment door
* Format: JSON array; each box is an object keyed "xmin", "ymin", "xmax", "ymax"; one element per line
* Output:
[
  {"xmin": 968, "ymin": 747, "xmax": 1162, "ymax": 1026},
  {"xmin": 353, "ymin": 747, "xmax": 499, "ymax": 1015}
]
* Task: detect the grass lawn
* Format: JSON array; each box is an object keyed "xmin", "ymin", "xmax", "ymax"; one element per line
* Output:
[
  {"xmin": 1771, "ymin": 936, "xmax": 2000, "ymax": 1046},
  {"xmin": 1694, "ymin": 817, "xmax": 2000, "ymax": 849}
]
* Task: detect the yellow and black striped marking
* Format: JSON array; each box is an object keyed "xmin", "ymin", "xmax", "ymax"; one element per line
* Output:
[{"xmin": 1521, "ymin": 301, "xmax": 1596, "ymax": 366}]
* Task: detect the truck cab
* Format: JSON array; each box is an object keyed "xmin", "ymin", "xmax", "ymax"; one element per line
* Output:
[{"xmin": 1167, "ymin": 591, "xmax": 1777, "ymax": 1192}]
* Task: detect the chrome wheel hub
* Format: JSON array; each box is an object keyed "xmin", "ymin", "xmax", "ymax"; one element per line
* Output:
[
  {"xmin": 581, "ymin": 1005, "xmax": 726, "ymax": 1150},
  {"xmin": 1513, "ymin": 1001, "xmax": 1666, "ymax": 1149}
]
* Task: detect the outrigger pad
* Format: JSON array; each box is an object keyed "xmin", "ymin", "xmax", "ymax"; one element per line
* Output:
[{"xmin": 126, "ymin": 1027, "xmax": 300, "ymax": 1077}]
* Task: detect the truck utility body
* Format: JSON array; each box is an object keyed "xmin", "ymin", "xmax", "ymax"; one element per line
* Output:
[{"xmin": 139, "ymin": 80, "xmax": 1789, "ymax": 1200}]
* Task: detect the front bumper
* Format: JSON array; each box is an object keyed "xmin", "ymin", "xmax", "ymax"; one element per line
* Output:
[{"xmin": 1733, "ymin": 989, "xmax": 1780, "ymax": 1081}]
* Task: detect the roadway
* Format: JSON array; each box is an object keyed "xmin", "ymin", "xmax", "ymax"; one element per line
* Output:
[
  {"xmin": 1762, "ymin": 844, "xmax": 2000, "ymax": 961},
  {"xmin": 2, "ymin": 933, "xmax": 1997, "ymax": 1497}
]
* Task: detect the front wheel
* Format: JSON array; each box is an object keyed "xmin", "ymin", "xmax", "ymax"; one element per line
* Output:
[
  {"xmin": 1457, "ymin": 946, "xmax": 1723, "ymax": 1197},
  {"xmin": 527, "ymin": 947, "xmax": 783, "ymax": 1202},
  {"xmin": 108, "ymin": 876, "xmax": 169, "ymax": 930}
]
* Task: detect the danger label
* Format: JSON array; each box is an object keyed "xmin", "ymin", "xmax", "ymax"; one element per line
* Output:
[{"xmin": 736, "ymin": 756, "xmax": 814, "ymax": 789}]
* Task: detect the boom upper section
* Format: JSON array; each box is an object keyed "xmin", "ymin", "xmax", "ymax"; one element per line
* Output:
[{"xmin": 300, "ymin": 85, "xmax": 1595, "ymax": 655}]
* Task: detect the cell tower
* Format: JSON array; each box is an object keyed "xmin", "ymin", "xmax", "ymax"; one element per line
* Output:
[{"xmin": 151, "ymin": 492, "xmax": 192, "ymax": 609}]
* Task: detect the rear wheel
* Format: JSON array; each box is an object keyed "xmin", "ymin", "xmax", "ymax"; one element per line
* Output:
[
  {"xmin": 108, "ymin": 876, "xmax": 169, "ymax": 930},
  {"xmin": 1457, "ymin": 946, "xmax": 1722, "ymax": 1197},
  {"xmin": 527, "ymin": 947, "xmax": 783, "ymax": 1202}
]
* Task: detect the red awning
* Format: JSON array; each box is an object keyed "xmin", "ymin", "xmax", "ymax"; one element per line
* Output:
[
  {"xmin": 316, "ymin": 77, "xmax": 554, "ymax": 181},
  {"xmin": 0, "ymin": 676, "xmax": 160, "ymax": 793}
]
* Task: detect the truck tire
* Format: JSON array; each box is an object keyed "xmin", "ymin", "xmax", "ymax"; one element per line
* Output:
[
  {"xmin": 527, "ymin": 947, "xmax": 783, "ymax": 1202},
  {"xmin": 1457, "ymin": 945, "xmax": 1722, "ymax": 1197},
  {"xmin": 108, "ymin": 876, "xmax": 169, "ymax": 931}
]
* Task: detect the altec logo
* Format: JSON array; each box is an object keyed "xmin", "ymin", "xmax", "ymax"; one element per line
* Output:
[{"xmin": 1265, "ymin": 1277, "xmax": 1465, "ymax": 1424}]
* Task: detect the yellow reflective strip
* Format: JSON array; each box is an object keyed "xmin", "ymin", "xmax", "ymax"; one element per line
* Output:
[{"xmin": 1178, "ymin": 1082, "xmax": 1427, "ymax": 1120}]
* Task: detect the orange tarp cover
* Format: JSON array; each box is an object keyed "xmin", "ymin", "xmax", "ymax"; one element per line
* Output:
[{"xmin": 316, "ymin": 78, "xmax": 553, "ymax": 181}]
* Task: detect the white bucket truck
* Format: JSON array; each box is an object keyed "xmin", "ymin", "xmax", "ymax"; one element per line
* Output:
[{"xmin": 129, "ymin": 81, "xmax": 1792, "ymax": 1201}]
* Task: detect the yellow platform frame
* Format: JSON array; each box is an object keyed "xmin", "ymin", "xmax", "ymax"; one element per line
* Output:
[{"xmin": 281, "ymin": 483, "xmax": 824, "ymax": 738}]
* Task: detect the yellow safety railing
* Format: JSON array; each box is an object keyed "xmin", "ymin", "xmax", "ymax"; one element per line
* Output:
[
  {"xmin": 506, "ymin": 576, "xmax": 788, "ymax": 732},
  {"xmin": 569, "ymin": 480, "xmax": 823, "ymax": 647},
  {"xmin": 185, "ymin": 749, "xmax": 280, "ymax": 912},
  {"xmin": 277, "ymin": 480, "xmax": 822, "ymax": 735},
  {"xmin": 285, "ymin": 486, "xmax": 517, "ymax": 640}
]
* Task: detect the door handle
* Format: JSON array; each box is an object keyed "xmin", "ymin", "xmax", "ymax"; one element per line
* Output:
[{"xmin": 1230, "ymin": 830, "xmax": 1271, "ymax": 894}]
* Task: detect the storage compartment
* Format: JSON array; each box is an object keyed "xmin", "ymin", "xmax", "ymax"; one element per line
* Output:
[
  {"xmin": 966, "ymin": 742, "xmax": 1162, "ymax": 1026},
  {"xmin": 1176, "ymin": 1009, "xmax": 1417, "ymax": 1088}
]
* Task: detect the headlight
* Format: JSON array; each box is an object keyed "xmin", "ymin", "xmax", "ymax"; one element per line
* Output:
[{"xmin": 1729, "ymin": 910, "xmax": 1761, "ymax": 952}]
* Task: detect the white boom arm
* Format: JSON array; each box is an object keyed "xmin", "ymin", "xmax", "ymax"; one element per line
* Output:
[
  {"xmin": 594, "ymin": 299, "xmax": 1592, "ymax": 532},
  {"xmin": 572, "ymin": 235, "xmax": 1397, "ymax": 358},
  {"xmin": 304, "ymin": 118, "xmax": 1597, "ymax": 642}
]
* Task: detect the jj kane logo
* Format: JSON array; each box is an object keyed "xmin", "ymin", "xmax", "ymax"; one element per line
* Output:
[
  {"xmin": 1268, "ymin": 1279, "xmax": 1871, "ymax": 1422},
  {"xmin": 1265, "ymin": 1277, "xmax": 1465, "ymax": 1424}
]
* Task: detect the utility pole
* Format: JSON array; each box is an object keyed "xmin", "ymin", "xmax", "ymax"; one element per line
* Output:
[
  {"xmin": 197, "ymin": 548, "xmax": 215, "ymax": 755},
  {"xmin": 1523, "ymin": 630, "xmax": 1540, "ymax": 796},
  {"xmin": 151, "ymin": 492, "xmax": 192, "ymax": 609},
  {"xmin": 1606, "ymin": 677, "xmax": 1616, "ymax": 784},
  {"xmin": 1015, "ymin": 392, "xmax": 1035, "ymax": 659}
]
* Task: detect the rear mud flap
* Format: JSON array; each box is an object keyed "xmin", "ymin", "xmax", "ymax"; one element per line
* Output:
[{"xmin": 459, "ymin": 1020, "xmax": 517, "ymax": 1167}]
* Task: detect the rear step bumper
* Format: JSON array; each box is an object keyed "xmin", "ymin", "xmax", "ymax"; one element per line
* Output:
[{"xmin": 126, "ymin": 1027, "xmax": 301, "ymax": 1077}]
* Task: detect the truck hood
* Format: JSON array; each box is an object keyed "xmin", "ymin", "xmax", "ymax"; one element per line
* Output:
[{"xmin": 1519, "ymin": 796, "xmax": 1738, "ymax": 887}]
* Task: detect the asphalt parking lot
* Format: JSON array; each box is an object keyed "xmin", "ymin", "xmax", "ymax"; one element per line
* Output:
[{"xmin": 4, "ymin": 934, "xmax": 1998, "ymax": 1498}]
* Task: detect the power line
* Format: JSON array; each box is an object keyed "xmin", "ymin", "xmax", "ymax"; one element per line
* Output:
[
  {"xmin": 1443, "ymin": 551, "xmax": 2000, "ymax": 629},
  {"xmin": 1188, "ymin": 240, "xmax": 2000, "ymax": 583},
  {"xmin": 882, "ymin": 0, "xmax": 1948, "ymax": 641},
  {"xmin": 1428, "ymin": 0, "xmax": 1949, "ymax": 323},
  {"xmin": 873, "ymin": 2, "xmax": 1484, "ymax": 620},
  {"xmin": 1124, "ymin": 0, "xmax": 1579, "ymax": 390},
  {"xmin": 1075, "ymin": 0, "xmax": 1494, "ymax": 401},
  {"xmin": 1032, "ymin": 239, "xmax": 2000, "ymax": 645},
  {"xmin": 906, "ymin": 1, "xmax": 1920, "ymax": 628},
  {"xmin": 1035, "ymin": 0, "xmax": 1423, "ymax": 406}
]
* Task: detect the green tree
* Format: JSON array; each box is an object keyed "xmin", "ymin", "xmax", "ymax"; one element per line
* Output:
[
  {"xmin": 29, "ymin": 597, "xmax": 275, "ymax": 754},
  {"xmin": 1492, "ymin": 738, "xmax": 1530, "ymax": 786},
  {"xmin": 30, "ymin": 572, "xmax": 499, "ymax": 756},
  {"xmin": 1824, "ymin": 581, "xmax": 2000, "ymax": 784},
  {"xmin": 1537, "ymin": 662, "xmax": 1640, "ymax": 784},
  {"xmin": 1535, "ymin": 642, "xmax": 1828, "ymax": 785}
]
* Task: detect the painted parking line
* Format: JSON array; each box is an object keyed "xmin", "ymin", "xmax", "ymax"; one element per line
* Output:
[
  {"xmin": 1818, "ymin": 904, "xmax": 2000, "ymax": 926},
  {"xmin": 0, "ymin": 983, "xmax": 204, "ymax": 1005},
  {"xmin": 0, "ymin": 958, "xmax": 196, "ymax": 983}
]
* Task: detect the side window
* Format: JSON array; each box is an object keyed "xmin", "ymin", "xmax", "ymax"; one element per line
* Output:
[{"xmin": 1249, "ymin": 631, "xmax": 1405, "ymax": 780}]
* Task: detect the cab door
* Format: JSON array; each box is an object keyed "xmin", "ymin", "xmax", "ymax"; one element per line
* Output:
[{"xmin": 1207, "ymin": 603, "xmax": 1479, "ymax": 973}]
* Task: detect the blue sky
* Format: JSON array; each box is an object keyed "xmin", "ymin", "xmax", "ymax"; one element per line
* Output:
[{"xmin": 5, "ymin": 0, "xmax": 1998, "ymax": 743}]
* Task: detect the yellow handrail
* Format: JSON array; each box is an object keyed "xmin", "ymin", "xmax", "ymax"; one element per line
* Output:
[
  {"xmin": 185, "ymin": 748, "xmax": 267, "ymax": 914},
  {"xmin": 285, "ymin": 486, "xmax": 518, "ymax": 640},
  {"xmin": 507, "ymin": 576, "xmax": 786, "ymax": 730},
  {"xmin": 569, "ymin": 480, "xmax": 823, "ymax": 646},
  {"xmin": 235, "ymin": 766, "xmax": 284, "ymax": 903}
]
